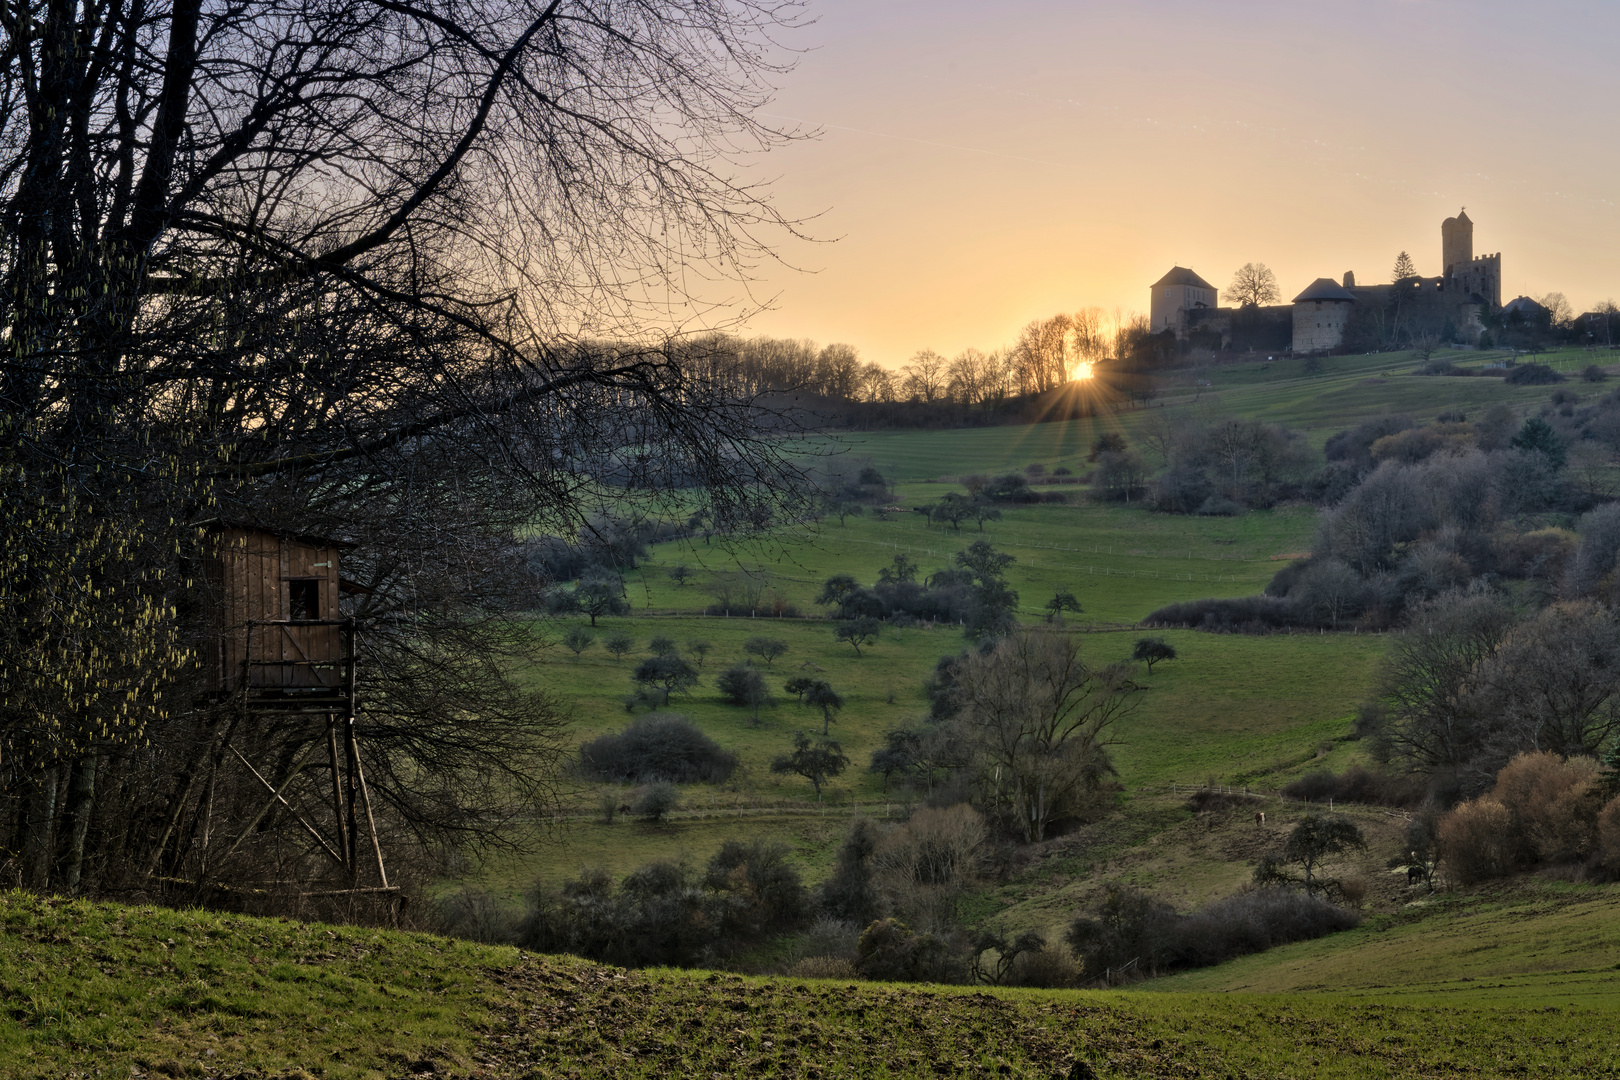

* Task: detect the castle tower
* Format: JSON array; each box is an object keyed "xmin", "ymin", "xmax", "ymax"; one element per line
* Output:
[
  {"xmin": 1149, "ymin": 266, "xmax": 1217, "ymax": 335},
  {"xmin": 1441, "ymin": 209, "xmax": 1473, "ymax": 278}
]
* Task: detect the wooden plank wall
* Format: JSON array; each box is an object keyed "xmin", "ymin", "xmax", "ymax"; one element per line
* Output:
[{"xmin": 214, "ymin": 527, "xmax": 343, "ymax": 689}]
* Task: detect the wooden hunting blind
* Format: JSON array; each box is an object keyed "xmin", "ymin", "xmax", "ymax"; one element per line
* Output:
[{"xmin": 198, "ymin": 523, "xmax": 389, "ymax": 893}]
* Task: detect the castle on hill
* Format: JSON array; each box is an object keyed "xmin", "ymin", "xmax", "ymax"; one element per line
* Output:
[{"xmin": 1151, "ymin": 210, "xmax": 1505, "ymax": 355}]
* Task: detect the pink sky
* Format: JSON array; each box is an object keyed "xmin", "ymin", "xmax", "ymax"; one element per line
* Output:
[{"xmin": 723, "ymin": 0, "xmax": 1620, "ymax": 367}]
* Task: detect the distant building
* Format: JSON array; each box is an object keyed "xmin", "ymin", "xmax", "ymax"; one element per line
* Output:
[
  {"xmin": 1291, "ymin": 278, "xmax": 1357, "ymax": 354},
  {"xmin": 1152, "ymin": 210, "xmax": 1503, "ymax": 354},
  {"xmin": 1149, "ymin": 266, "xmax": 1217, "ymax": 335}
]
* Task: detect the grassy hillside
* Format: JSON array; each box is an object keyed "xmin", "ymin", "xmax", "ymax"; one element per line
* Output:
[
  {"xmin": 816, "ymin": 346, "xmax": 1603, "ymax": 480},
  {"xmin": 3, "ymin": 890, "xmax": 1617, "ymax": 1079},
  {"xmin": 1142, "ymin": 879, "xmax": 1620, "ymax": 1007}
]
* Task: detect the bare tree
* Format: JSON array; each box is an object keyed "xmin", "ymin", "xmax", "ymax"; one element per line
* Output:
[
  {"xmin": 1225, "ymin": 263, "xmax": 1281, "ymax": 307},
  {"xmin": 951, "ymin": 630, "xmax": 1137, "ymax": 842},
  {"xmin": 901, "ymin": 350, "xmax": 950, "ymax": 402}
]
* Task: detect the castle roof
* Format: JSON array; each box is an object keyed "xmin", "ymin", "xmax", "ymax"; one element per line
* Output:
[
  {"xmin": 1502, "ymin": 295, "xmax": 1546, "ymax": 317},
  {"xmin": 1152, "ymin": 266, "xmax": 1216, "ymax": 290},
  {"xmin": 1293, "ymin": 277, "xmax": 1356, "ymax": 303},
  {"xmin": 1444, "ymin": 208, "xmax": 1472, "ymax": 227}
]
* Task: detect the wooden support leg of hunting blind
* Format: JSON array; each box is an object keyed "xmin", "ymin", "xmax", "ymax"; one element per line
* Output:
[
  {"xmin": 326, "ymin": 717, "xmax": 350, "ymax": 869},
  {"xmin": 343, "ymin": 717, "xmax": 389, "ymax": 889},
  {"xmin": 224, "ymin": 744, "xmax": 348, "ymax": 871}
]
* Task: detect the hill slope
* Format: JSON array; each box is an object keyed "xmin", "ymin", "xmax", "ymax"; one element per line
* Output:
[{"xmin": 3, "ymin": 890, "xmax": 1617, "ymax": 1079}]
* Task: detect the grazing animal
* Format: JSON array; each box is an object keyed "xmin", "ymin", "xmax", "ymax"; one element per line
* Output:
[
  {"xmin": 1254, "ymin": 811, "xmax": 1266, "ymax": 826},
  {"xmin": 1407, "ymin": 864, "xmax": 1427, "ymax": 885}
]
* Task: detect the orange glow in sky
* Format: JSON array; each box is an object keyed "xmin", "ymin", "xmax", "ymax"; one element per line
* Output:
[
  {"xmin": 1072, "ymin": 362, "xmax": 1094, "ymax": 382},
  {"xmin": 722, "ymin": 1, "xmax": 1620, "ymax": 369}
]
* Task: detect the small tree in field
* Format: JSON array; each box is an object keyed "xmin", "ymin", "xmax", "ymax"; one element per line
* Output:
[
  {"xmin": 563, "ymin": 626, "xmax": 596, "ymax": 657},
  {"xmin": 834, "ymin": 617, "xmax": 881, "ymax": 657},
  {"xmin": 668, "ymin": 563, "xmax": 694, "ymax": 587},
  {"xmin": 803, "ymin": 680, "xmax": 845, "ymax": 735},
  {"xmin": 1044, "ymin": 591, "xmax": 1083, "ymax": 624},
  {"xmin": 1132, "ymin": 637, "xmax": 1177, "ymax": 673},
  {"xmin": 685, "ymin": 639, "xmax": 713, "ymax": 667},
  {"xmin": 1263, "ymin": 813, "xmax": 1367, "ymax": 896},
  {"xmin": 717, "ymin": 663, "xmax": 772, "ymax": 725},
  {"xmin": 603, "ymin": 634, "xmax": 636, "ymax": 661},
  {"xmin": 647, "ymin": 635, "xmax": 678, "ymax": 656},
  {"xmin": 772, "ymin": 732, "xmax": 850, "ymax": 800},
  {"xmin": 574, "ymin": 568, "xmax": 631, "ymax": 626},
  {"xmin": 744, "ymin": 636, "xmax": 789, "ymax": 666},
  {"xmin": 632, "ymin": 654, "xmax": 700, "ymax": 707}
]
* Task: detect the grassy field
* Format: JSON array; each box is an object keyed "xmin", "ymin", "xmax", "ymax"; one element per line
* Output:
[
  {"xmin": 1142, "ymin": 879, "xmax": 1620, "ymax": 1007},
  {"xmin": 5, "ymin": 890, "xmax": 1618, "ymax": 1079},
  {"xmin": 477, "ymin": 492, "xmax": 1385, "ymax": 899}
]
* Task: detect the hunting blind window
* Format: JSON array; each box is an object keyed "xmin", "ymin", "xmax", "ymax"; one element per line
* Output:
[{"xmin": 288, "ymin": 578, "xmax": 321, "ymax": 620}]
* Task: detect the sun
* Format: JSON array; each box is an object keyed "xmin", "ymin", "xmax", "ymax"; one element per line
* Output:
[{"xmin": 1071, "ymin": 361, "xmax": 1093, "ymax": 381}]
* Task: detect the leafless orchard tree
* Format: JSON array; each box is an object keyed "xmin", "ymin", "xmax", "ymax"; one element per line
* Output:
[{"xmin": 0, "ymin": 0, "xmax": 818, "ymax": 895}]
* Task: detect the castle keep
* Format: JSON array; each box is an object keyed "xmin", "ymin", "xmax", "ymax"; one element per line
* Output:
[{"xmin": 1156, "ymin": 211, "xmax": 1503, "ymax": 354}]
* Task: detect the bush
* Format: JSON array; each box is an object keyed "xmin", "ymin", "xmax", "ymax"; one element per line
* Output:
[
  {"xmin": 788, "ymin": 956, "xmax": 858, "ymax": 980},
  {"xmin": 633, "ymin": 781, "xmax": 680, "ymax": 822},
  {"xmin": 1583, "ymin": 364, "xmax": 1609, "ymax": 383},
  {"xmin": 1439, "ymin": 797, "xmax": 1515, "ymax": 884},
  {"xmin": 1504, "ymin": 362, "xmax": 1564, "ymax": 386},
  {"xmin": 1144, "ymin": 595, "xmax": 1302, "ymax": 633},
  {"xmin": 1006, "ymin": 947, "xmax": 1082, "ymax": 988},
  {"xmin": 1065, "ymin": 883, "xmax": 1358, "ymax": 982},
  {"xmin": 1597, "ymin": 795, "xmax": 1620, "ymax": 874},
  {"xmin": 578, "ymin": 713, "xmax": 739, "ymax": 784},
  {"xmin": 854, "ymin": 918, "xmax": 968, "ymax": 984},
  {"xmin": 429, "ymin": 887, "xmax": 519, "ymax": 944},
  {"xmin": 1281, "ymin": 767, "xmax": 1427, "ymax": 810}
]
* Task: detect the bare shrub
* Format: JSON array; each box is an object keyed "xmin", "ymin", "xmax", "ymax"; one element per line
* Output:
[
  {"xmin": 1281, "ymin": 767, "xmax": 1427, "ymax": 809},
  {"xmin": 1491, "ymin": 751, "xmax": 1602, "ymax": 864},
  {"xmin": 870, "ymin": 804, "xmax": 987, "ymax": 929},
  {"xmin": 1439, "ymin": 798, "xmax": 1515, "ymax": 883},
  {"xmin": 1596, "ymin": 795, "xmax": 1620, "ymax": 874},
  {"xmin": 794, "ymin": 917, "xmax": 861, "ymax": 964},
  {"xmin": 789, "ymin": 956, "xmax": 858, "ymax": 980},
  {"xmin": 632, "ymin": 782, "xmax": 680, "ymax": 822},
  {"xmin": 429, "ymin": 888, "xmax": 518, "ymax": 945},
  {"xmin": 1007, "ymin": 947, "xmax": 1082, "ymax": 988}
]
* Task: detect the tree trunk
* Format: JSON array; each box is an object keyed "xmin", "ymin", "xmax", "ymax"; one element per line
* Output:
[
  {"xmin": 59, "ymin": 756, "xmax": 99, "ymax": 894},
  {"xmin": 23, "ymin": 765, "xmax": 60, "ymax": 890}
]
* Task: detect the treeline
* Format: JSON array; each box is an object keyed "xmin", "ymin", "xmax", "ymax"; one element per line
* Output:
[{"xmin": 668, "ymin": 309, "xmax": 1173, "ymax": 430}]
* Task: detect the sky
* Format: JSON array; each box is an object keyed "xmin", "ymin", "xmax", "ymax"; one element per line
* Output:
[{"xmin": 720, "ymin": 0, "xmax": 1620, "ymax": 368}]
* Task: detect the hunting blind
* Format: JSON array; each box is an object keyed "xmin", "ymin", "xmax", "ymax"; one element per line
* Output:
[{"xmin": 200, "ymin": 524, "xmax": 389, "ymax": 893}]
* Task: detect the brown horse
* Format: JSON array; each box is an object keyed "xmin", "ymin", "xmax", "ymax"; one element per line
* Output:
[{"xmin": 1254, "ymin": 811, "xmax": 1266, "ymax": 826}]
